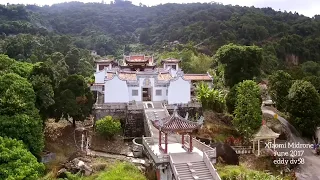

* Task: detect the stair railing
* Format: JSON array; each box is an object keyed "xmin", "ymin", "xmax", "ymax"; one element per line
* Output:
[
  {"xmin": 203, "ymin": 150, "xmax": 221, "ymax": 180},
  {"xmin": 169, "ymin": 154, "xmax": 180, "ymax": 180}
]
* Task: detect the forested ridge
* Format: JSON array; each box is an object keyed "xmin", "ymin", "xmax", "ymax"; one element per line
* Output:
[
  {"xmin": 1, "ymin": 1, "xmax": 320, "ymax": 179},
  {"xmin": 1, "ymin": 1, "xmax": 320, "ymax": 65}
]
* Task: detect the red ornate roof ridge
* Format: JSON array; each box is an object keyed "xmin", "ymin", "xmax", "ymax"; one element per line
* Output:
[
  {"xmin": 125, "ymin": 55, "xmax": 150, "ymax": 63},
  {"xmin": 152, "ymin": 110, "xmax": 201, "ymax": 133}
]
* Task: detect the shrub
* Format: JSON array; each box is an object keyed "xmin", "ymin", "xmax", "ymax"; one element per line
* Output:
[
  {"xmin": 0, "ymin": 136, "xmax": 45, "ymax": 180},
  {"xmin": 217, "ymin": 165, "xmax": 284, "ymax": 180},
  {"xmin": 196, "ymin": 82, "xmax": 226, "ymax": 113},
  {"xmin": 96, "ymin": 162, "xmax": 147, "ymax": 180},
  {"xmin": 95, "ymin": 116, "xmax": 121, "ymax": 138}
]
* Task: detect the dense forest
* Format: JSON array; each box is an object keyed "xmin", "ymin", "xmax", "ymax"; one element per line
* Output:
[
  {"xmin": 1, "ymin": 1, "xmax": 320, "ymax": 179},
  {"xmin": 1, "ymin": 1, "xmax": 320, "ymax": 66}
]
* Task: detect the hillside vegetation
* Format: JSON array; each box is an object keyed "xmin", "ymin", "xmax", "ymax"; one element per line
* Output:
[{"xmin": 1, "ymin": 1, "xmax": 320, "ymax": 65}]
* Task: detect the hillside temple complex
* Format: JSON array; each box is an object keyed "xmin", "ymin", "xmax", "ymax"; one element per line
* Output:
[
  {"xmin": 90, "ymin": 54, "xmax": 221, "ymax": 180},
  {"xmin": 91, "ymin": 54, "xmax": 213, "ymax": 104}
]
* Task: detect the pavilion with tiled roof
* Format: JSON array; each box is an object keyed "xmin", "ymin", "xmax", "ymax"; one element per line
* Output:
[
  {"xmin": 152, "ymin": 108, "xmax": 203, "ymax": 153},
  {"xmin": 252, "ymin": 120, "xmax": 280, "ymax": 156}
]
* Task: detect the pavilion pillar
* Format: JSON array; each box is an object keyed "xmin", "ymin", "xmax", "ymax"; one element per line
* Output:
[
  {"xmin": 189, "ymin": 134, "xmax": 193, "ymax": 152},
  {"xmin": 273, "ymin": 138, "xmax": 276, "ymax": 151},
  {"xmin": 165, "ymin": 133, "xmax": 168, "ymax": 154},
  {"xmin": 159, "ymin": 130, "xmax": 162, "ymax": 149},
  {"xmin": 181, "ymin": 134, "xmax": 185, "ymax": 148},
  {"xmin": 253, "ymin": 140, "xmax": 255, "ymax": 153}
]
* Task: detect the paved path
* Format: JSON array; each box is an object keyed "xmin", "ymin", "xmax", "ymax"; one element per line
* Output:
[{"xmin": 262, "ymin": 106, "xmax": 320, "ymax": 180}]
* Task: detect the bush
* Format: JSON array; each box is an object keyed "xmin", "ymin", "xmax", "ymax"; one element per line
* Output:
[
  {"xmin": 0, "ymin": 136, "xmax": 45, "ymax": 180},
  {"xmin": 196, "ymin": 82, "xmax": 226, "ymax": 113},
  {"xmin": 217, "ymin": 165, "xmax": 284, "ymax": 180},
  {"xmin": 95, "ymin": 116, "xmax": 121, "ymax": 138},
  {"xmin": 96, "ymin": 162, "xmax": 147, "ymax": 180}
]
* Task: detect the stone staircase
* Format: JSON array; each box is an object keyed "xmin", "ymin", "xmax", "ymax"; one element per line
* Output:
[{"xmin": 173, "ymin": 161, "xmax": 216, "ymax": 180}]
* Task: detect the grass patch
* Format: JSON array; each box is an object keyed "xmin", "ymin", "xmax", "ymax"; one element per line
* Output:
[
  {"xmin": 216, "ymin": 165, "xmax": 293, "ymax": 180},
  {"xmin": 47, "ymin": 161, "xmax": 147, "ymax": 180}
]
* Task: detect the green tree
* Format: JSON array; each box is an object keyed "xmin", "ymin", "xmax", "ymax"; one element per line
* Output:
[
  {"xmin": 55, "ymin": 75, "xmax": 94, "ymax": 126},
  {"xmin": 0, "ymin": 73, "xmax": 36, "ymax": 115},
  {"xmin": 215, "ymin": 43, "xmax": 263, "ymax": 87},
  {"xmin": 96, "ymin": 116, "xmax": 121, "ymax": 139},
  {"xmin": 188, "ymin": 53, "xmax": 213, "ymax": 73},
  {"xmin": 28, "ymin": 62, "xmax": 56, "ymax": 121},
  {"xmin": 225, "ymin": 83, "xmax": 239, "ymax": 114},
  {"xmin": 268, "ymin": 70, "xmax": 294, "ymax": 111},
  {"xmin": 65, "ymin": 47, "xmax": 80, "ymax": 74},
  {"xmin": 287, "ymin": 80, "xmax": 320, "ymax": 137},
  {"xmin": 0, "ymin": 136, "xmax": 45, "ymax": 180},
  {"xmin": 233, "ymin": 80, "xmax": 262, "ymax": 138},
  {"xmin": 303, "ymin": 76, "xmax": 320, "ymax": 92},
  {"xmin": 301, "ymin": 61, "xmax": 320, "ymax": 76}
]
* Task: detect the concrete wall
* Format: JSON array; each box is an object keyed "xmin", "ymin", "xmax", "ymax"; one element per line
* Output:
[
  {"xmin": 168, "ymin": 76, "xmax": 191, "ymax": 104},
  {"xmin": 104, "ymin": 75, "xmax": 129, "ymax": 103},
  {"xmin": 94, "ymin": 70, "xmax": 105, "ymax": 83}
]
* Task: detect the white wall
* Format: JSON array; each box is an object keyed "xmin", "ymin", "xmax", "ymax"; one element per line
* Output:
[
  {"xmin": 104, "ymin": 75, "xmax": 129, "ymax": 103},
  {"xmin": 128, "ymin": 87, "xmax": 141, "ymax": 101},
  {"xmin": 94, "ymin": 70, "xmax": 105, "ymax": 83},
  {"xmin": 153, "ymin": 86, "xmax": 168, "ymax": 102},
  {"xmin": 168, "ymin": 76, "xmax": 191, "ymax": 104}
]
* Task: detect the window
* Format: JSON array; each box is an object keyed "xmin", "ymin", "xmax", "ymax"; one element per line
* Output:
[
  {"xmin": 166, "ymin": 89, "xmax": 168, "ymax": 96},
  {"xmin": 132, "ymin": 90, "xmax": 138, "ymax": 96},
  {"xmin": 156, "ymin": 89, "xmax": 162, "ymax": 96},
  {"xmin": 172, "ymin": 65, "xmax": 177, "ymax": 70}
]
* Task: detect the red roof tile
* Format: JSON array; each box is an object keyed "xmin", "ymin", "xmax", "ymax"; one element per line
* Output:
[
  {"xmin": 106, "ymin": 72, "xmax": 137, "ymax": 81},
  {"xmin": 152, "ymin": 110, "xmax": 201, "ymax": 133},
  {"xmin": 125, "ymin": 55, "xmax": 149, "ymax": 63},
  {"xmin": 161, "ymin": 58, "xmax": 181, "ymax": 63},
  {"xmin": 183, "ymin": 74, "xmax": 212, "ymax": 81}
]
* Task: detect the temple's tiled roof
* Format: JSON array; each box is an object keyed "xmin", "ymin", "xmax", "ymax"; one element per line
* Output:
[
  {"xmin": 94, "ymin": 59, "xmax": 114, "ymax": 63},
  {"xmin": 161, "ymin": 58, "xmax": 181, "ymax": 63},
  {"xmin": 106, "ymin": 70, "xmax": 173, "ymax": 81},
  {"xmin": 125, "ymin": 55, "xmax": 152, "ymax": 63},
  {"xmin": 106, "ymin": 72, "xmax": 137, "ymax": 81},
  {"xmin": 183, "ymin": 74, "xmax": 212, "ymax": 81},
  {"xmin": 152, "ymin": 110, "xmax": 201, "ymax": 133},
  {"xmin": 158, "ymin": 73, "xmax": 173, "ymax": 81}
]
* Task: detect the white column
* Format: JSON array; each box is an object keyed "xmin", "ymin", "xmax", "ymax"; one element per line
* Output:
[
  {"xmin": 273, "ymin": 138, "xmax": 276, "ymax": 151},
  {"xmin": 96, "ymin": 64, "xmax": 99, "ymax": 72},
  {"xmin": 258, "ymin": 139, "xmax": 260, "ymax": 156},
  {"xmin": 253, "ymin": 140, "xmax": 255, "ymax": 153}
]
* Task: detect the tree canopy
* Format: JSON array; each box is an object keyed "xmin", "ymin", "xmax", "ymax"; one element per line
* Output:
[
  {"xmin": 287, "ymin": 80, "xmax": 320, "ymax": 137},
  {"xmin": 215, "ymin": 44, "xmax": 263, "ymax": 87},
  {"xmin": 233, "ymin": 80, "xmax": 262, "ymax": 138}
]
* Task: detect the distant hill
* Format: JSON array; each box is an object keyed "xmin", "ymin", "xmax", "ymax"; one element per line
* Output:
[{"xmin": 1, "ymin": 1, "xmax": 320, "ymax": 63}]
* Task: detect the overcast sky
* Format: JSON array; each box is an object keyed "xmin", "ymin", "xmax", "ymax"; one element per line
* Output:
[{"xmin": 0, "ymin": 0, "xmax": 319, "ymax": 17}]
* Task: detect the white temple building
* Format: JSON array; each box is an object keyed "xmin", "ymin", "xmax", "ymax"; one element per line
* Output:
[{"xmin": 91, "ymin": 54, "xmax": 213, "ymax": 104}]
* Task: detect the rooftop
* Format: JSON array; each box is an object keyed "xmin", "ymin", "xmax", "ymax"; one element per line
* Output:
[
  {"xmin": 183, "ymin": 74, "xmax": 212, "ymax": 81},
  {"xmin": 152, "ymin": 110, "xmax": 201, "ymax": 133},
  {"xmin": 94, "ymin": 59, "xmax": 114, "ymax": 63},
  {"xmin": 254, "ymin": 121, "xmax": 280, "ymax": 140},
  {"xmin": 161, "ymin": 58, "xmax": 181, "ymax": 63}
]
